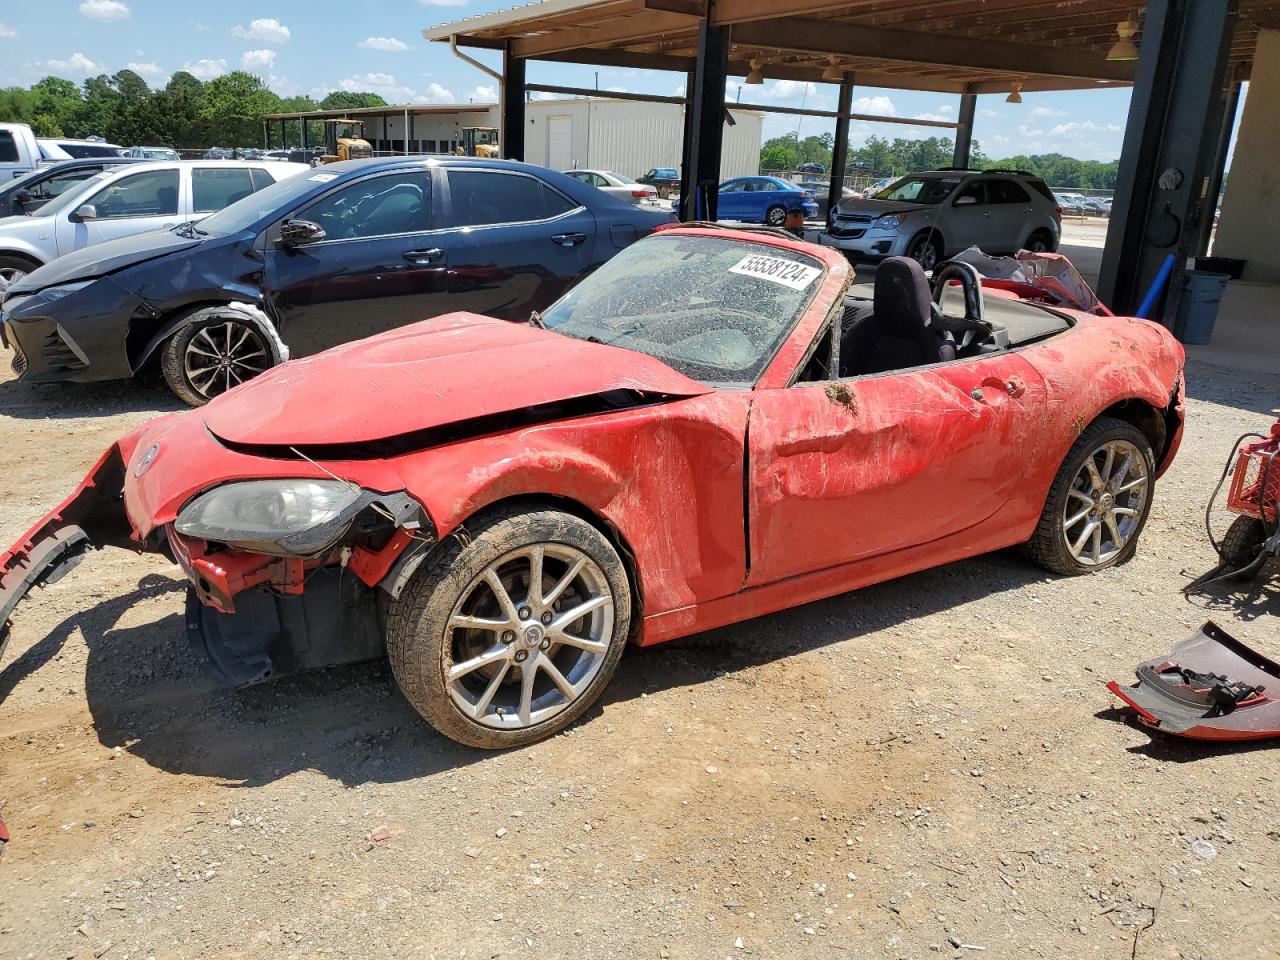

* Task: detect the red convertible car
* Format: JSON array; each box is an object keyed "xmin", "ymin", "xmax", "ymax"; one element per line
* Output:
[{"xmin": 0, "ymin": 225, "xmax": 1184, "ymax": 748}]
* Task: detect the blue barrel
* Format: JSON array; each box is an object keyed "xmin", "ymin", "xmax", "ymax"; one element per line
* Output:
[{"xmin": 1176, "ymin": 270, "xmax": 1230, "ymax": 345}]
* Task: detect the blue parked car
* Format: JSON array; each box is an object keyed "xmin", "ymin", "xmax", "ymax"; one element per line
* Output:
[{"xmin": 716, "ymin": 176, "xmax": 818, "ymax": 225}]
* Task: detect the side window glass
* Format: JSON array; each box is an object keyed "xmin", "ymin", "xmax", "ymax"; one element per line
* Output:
[
  {"xmin": 192, "ymin": 167, "xmax": 256, "ymax": 213},
  {"xmin": 447, "ymin": 170, "xmax": 574, "ymax": 227},
  {"xmin": 298, "ymin": 171, "xmax": 433, "ymax": 240},
  {"xmin": 0, "ymin": 132, "xmax": 20, "ymax": 163},
  {"xmin": 31, "ymin": 169, "xmax": 99, "ymax": 200},
  {"xmin": 721, "ymin": 181, "xmax": 743, "ymax": 194},
  {"xmin": 989, "ymin": 179, "xmax": 1031, "ymax": 204},
  {"xmin": 248, "ymin": 167, "xmax": 275, "ymax": 191},
  {"xmin": 591, "ymin": 174, "xmax": 608, "ymax": 187},
  {"xmin": 955, "ymin": 181, "xmax": 986, "ymax": 205},
  {"xmin": 87, "ymin": 169, "xmax": 179, "ymax": 219}
]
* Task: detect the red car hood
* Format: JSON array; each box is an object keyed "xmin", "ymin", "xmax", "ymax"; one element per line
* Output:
[{"xmin": 202, "ymin": 312, "xmax": 711, "ymax": 447}]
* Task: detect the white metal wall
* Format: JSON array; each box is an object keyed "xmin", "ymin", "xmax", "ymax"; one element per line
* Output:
[{"xmin": 524, "ymin": 98, "xmax": 763, "ymax": 179}]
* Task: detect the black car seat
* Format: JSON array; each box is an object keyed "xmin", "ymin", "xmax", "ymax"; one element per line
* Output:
[{"xmin": 841, "ymin": 257, "xmax": 955, "ymax": 376}]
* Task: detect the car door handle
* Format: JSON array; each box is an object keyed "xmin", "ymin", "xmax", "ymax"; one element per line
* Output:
[
  {"xmin": 551, "ymin": 232, "xmax": 587, "ymax": 246},
  {"xmin": 403, "ymin": 248, "xmax": 444, "ymax": 263}
]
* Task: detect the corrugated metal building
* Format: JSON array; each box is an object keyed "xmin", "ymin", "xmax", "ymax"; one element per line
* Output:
[{"xmin": 265, "ymin": 97, "xmax": 763, "ymax": 180}]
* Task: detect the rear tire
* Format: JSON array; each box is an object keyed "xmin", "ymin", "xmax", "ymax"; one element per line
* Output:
[
  {"xmin": 765, "ymin": 205, "xmax": 787, "ymax": 226},
  {"xmin": 1220, "ymin": 515, "xmax": 1267, "ymax": 581},
  {"xmin": 1025, "ymin": 229, "xmax": 1056, "ymax": 253},
  {"xmin": 1025, "ymin": 417, "xmax": 1155, "ymax": 575},
  {"xmin": 160, "ymin": 306, "xmax": 277, "ymax": 406},
  {"xmin": 387, "ymin": 507, "xmax": 632, "ymax": 749}
]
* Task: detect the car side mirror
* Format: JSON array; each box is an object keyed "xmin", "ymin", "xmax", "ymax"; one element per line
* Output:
[
  {"xmin": 954, "ymin": 195, "xmax": 978, "ymax": 206},
  {"xmin": 71, "ymin": 203, "xmax": 98, "ymax": 222},
  {"xmin": 279, "ymin": 219, "xmax": 326, "ymax": 246}
]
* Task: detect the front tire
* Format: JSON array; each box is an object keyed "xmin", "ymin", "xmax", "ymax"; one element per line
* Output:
[
  {"xmin": 160, "ymin": 307, "xmax": 276, "ymax": 406},
  {"xmin": 905, "ymin": 231, "xmax": 942, "ymax": 271},
  {"xmin": 1025, "ymin": 417, "xmax": 1155, "ymax": 575},
  {"xmin": 387, "ymin": 507, "xmax": 632, "ymax": 749},
  {"xmin": 0, "ymin": 254, "xmax": 40, "ymax": 293}
]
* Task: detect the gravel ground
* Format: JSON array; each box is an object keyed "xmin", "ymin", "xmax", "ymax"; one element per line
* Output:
[{"xmin": 0, "ymin": 331, "xmax": 1277, "ymax": 959}]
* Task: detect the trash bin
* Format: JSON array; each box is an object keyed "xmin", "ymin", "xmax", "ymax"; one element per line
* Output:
[
  {"xmin": 1194, "ymin": 256, "xmax": 1246, "ymax": 280},
  {"xmin": 1175, "ymin": 270, "xmax": 1231, "ymax": 345}
]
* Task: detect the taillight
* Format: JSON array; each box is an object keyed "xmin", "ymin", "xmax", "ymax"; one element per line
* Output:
[
  {"xmin": 1055, "ymin": 206, "xmax": 1063, "ymax": 218},
  {"xmin": 631, "ymin": 189, "xmax": 649, "ymax": 198}
]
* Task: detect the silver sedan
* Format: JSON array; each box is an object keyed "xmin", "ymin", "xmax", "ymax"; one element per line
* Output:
[{"xmin": 564, "ymin": 169, "xmax": 660, "ymax": 206}]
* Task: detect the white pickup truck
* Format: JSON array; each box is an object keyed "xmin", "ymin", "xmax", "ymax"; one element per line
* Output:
[
  {"xmin": 0, "ymin": 124, "xmax": 46, "ymax": 182},
  {"xmin": 0, "ymin": 123, "xmax": 123, "ymax": 181}
]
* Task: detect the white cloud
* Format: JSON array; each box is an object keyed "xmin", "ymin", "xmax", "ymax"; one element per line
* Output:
[
  {"xmin": 978, "ymin": 108, "xmax": 1000, "ymax": 119},
  {"xmin": 912, "ymin": 112, "xmax": 951, "ymax": 122},
  {"xmin": 853, "ymin": 95, "xmax": 896, "ymax": 116},
  {"xmin": 0, "ymin": 23, "xmax": 16, "ymax": 37},
  {"xmin": 419, "ymin": 0, "xmax": 468, "ymax": 6},
  {"xmin": 126, "ymin": 61, "xmax": 166, "ymax": 80},
  {"xmin": 425, "ymin": 82, "xmax": 455, "ymax": 103},
  {"xmin": 45, "ymin": 52, "xmax": 99, "ymax": 73},
  {"xmin": 938, "ymin": 104, "xmax": 954, "ymax": 115},
  {"xmin": 1050, "ymin": 119, "xmax": 1121, "ymax": 137},
  {"xmin": 770, "ymin": 79, "xmax": 817, "ymax": 100},
  {"xmin": 469, "ymin": 84, "xmax": 497, "ymax": 102},
  {"xmin": 79, "ymin": 0, "xmax": 130, "ymax": 21},
  {"xmin": 359, "ymin": 36, "xmax": 410, "ymax": 51},
  {"xmin": 334, "ymin": 72, "xmax": 455, "ymax": 104},
  {"xmin": 1031, "ymin": 106, "xmax": 1067, "ymax": 119},
  {"xmin": 232, "ymin": 18, "xmax": 290, "ymax": 44},
  {"xmin": 182, "ymin": 58, "xmax": 227, "ymax": 80},
  {"xmin": 241, "ymin": 49, "xmax": 276, "ymax": 71}
]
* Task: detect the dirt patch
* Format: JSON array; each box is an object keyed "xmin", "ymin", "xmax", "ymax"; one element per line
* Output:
[{"xmin": 1, "ymin": 363, "xmax": 1278, "ymax": 959}]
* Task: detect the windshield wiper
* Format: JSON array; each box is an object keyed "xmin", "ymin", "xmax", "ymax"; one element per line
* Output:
[{"xmin": 173, "ymin": 221, "xmax": 207, "ymax": 239}]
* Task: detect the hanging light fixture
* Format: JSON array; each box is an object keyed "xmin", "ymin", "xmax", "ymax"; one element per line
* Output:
[
  {"xmin": 821, "ymin": 56, "xmax": 843, "ymax": 83},
  {"xmin": 1005, "ymin": 80, "xmax": 1023, "ymax": 104},
  {"xmin": 1107, "ymin": 18, "xmax": 1140, "ymax": 61},
  {"xmin": 746, "ymin": 58, "xmax": 765, "ymax": 85}
]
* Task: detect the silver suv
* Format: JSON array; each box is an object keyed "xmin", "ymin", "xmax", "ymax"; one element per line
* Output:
[{"xmin": 821, "ymin": 169, "xmax": 1061, "ymax": 270}]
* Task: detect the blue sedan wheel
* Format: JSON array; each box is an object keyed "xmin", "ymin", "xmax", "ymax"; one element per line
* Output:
[{"xmin": 765, "ymin": 204, "xmax": 786, "ymax": 226}]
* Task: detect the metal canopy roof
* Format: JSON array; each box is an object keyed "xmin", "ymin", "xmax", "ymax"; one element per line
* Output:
[{"xmin": 424, "ymin": 0, "xmax": 1277, "ymax": 94}]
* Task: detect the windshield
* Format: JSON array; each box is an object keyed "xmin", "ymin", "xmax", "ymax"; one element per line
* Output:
[
  {"xmin": 35, "ymin": 170, "xmax": 113, "ymax": 218},
  {"xmin": 873, "ymin": 176, "xmax": 961, "ymax": 204},
  {"xmin": 541, "ymin": 233, "xmax": 824, "ymax": 385},
  {"xmin": 195, "ymin": 168, "xmax": 319, "ymax": 234}
]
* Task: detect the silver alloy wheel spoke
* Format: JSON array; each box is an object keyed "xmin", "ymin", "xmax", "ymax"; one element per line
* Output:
[
  {"xmin": 445, "ymin": 543, "xmax": 613, "ymax": 729},
  {"xmin": 1061, "ymin": 438, "xmax": 1149, "ymax": 566},
  {"xmin": 183, "ymin": 321, "xmax": 270, "ymax": 399}
]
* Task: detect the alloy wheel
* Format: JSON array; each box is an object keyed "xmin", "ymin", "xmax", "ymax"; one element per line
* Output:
[
  {"xmin": 445, "ymin": 544, "xmax": 614, "ymax": 729},
  {"xmin": 766, "ymin": 206, "xmax": 786, "ymax": 226},
  {"xmin": 1061, "ymin": 439, "xmax": 1149, "ymax": 566},
  {"xmin": 0, "ymin": 267, "xmax": 26, "ymax": 292},
  {"xmin": 910, "ymin": 238, "xmax": 939, "ymax": 271},
  {"xmin": 182, "ymin": 321, "xmax": 271, "ymax": 400}
]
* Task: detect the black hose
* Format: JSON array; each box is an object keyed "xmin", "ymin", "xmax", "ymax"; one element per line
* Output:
[{"xmin": 1202, "ymin": 432, "xmax": 1266, "ymax": 556}]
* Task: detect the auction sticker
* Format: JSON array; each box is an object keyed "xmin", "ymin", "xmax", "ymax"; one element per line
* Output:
[
  {"xmin": 307, "ymin": 172, "xmax": 338, "ymax": 182},
  {"xmin": 729, "ymin": 254, "xmax": 821, "ymax": 291}
]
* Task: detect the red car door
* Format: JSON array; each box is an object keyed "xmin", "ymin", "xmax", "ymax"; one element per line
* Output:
[{"xmin": 745, "ymin": 352, "xmax": 1046, "ymax": 586}]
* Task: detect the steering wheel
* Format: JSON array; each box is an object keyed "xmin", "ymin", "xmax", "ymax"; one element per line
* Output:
[{"xmin": 930, "ymin": 261, "xmax": 986, "ymax": 352}]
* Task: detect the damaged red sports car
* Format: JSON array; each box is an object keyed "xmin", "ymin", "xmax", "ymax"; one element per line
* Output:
[{"xmin": 0, "ymin": 225, "xmax": 1185, "ymax": 748}]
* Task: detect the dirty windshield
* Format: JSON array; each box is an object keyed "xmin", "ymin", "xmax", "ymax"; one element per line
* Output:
[
  {"xmin": 873, "ymin": 176, "xmax": 961, "ymax": 204},
  {"xmin": 540, "ymin": 233, "xmax": 825, "ymax": 385}
]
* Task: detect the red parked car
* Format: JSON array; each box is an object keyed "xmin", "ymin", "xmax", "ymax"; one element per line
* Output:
[{"xmin": 0, "ymin": 226, "xmax": 1185, "ymax": 748}]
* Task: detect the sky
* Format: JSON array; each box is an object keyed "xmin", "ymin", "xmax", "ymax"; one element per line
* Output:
[{"xmin": 0, "ymin": 0, "xmax": 1140, "ymax": 161}]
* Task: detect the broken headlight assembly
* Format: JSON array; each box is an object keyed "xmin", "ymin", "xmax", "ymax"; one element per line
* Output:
[{"xmin": 174, "ymin": 479, "xmax": 398, "ymax": 558}]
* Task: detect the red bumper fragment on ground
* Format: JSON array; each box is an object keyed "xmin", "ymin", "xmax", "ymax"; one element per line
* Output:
[
  {"xmin": 1107, "ymin": 621, "xmax": 1280, "ymax": 741},
  {"xmin": 0, "ymin": 445, "xmax": 135, "ymax": 666}
]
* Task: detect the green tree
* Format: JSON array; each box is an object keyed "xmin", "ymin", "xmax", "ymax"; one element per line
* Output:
[
  {"xmin": 319, "ymin": 91, "xmax": 387, "ymax": 111},
  {"xmin": 760, "ymin": 133, "xmax": 801, "ymax": 171},
  {"xmin": 199, "ymin": 71, "xmax": 282, "ymax": 146}
]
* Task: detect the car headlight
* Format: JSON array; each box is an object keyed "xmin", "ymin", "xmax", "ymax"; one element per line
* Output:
[
  {"xmin": 876, "ymin": 213, "xmax": 907, "ymax": 229},
  {"xmin": 39, "ymin": 280, "xmax": 95, "ymax": 303},
  {"xmin": 175, "ymin": 479, "xmax": 366, "ymax": 557}
]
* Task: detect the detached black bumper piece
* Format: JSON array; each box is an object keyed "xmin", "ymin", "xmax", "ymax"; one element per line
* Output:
[{"xmin": 1107, "ymin": 621, "xmax": 1280, "ymax": 741}]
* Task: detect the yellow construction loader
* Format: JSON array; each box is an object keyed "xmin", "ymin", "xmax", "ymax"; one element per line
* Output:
[{"xmin": 319, "ymin": 119, "xmax": 373, "ymax": 164}]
